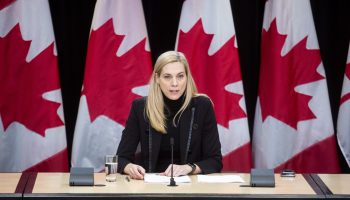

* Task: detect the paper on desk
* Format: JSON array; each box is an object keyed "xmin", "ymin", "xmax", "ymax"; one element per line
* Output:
[
  {"xmin": 197, "ymin": 175, "xmax": 244, "ymax": 183},
  {"xmin": 144, "ymin": 174, "xmax": 191, "ymax": 183}
]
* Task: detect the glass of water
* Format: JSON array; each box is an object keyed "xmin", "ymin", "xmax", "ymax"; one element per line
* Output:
[{"xmin": 105, "ymin": 155, "xmax": 118, "ymax": 182}]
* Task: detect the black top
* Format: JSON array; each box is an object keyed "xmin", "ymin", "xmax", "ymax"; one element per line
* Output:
[
  {"xmin": 117, "ymin": 95, "xmax": 222, "ymax": 174},
  {"xmin": 156, "ymin": 94, "xmax": 183, "ymax": 172}
]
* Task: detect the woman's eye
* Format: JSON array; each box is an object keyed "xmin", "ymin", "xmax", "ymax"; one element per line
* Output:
[{"xmin": 163, "ymin": 75, "xmax": 171, "ymax": 80}]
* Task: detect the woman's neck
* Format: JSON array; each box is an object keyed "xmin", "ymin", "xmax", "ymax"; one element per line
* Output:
[{"xmin": 163, "ymin": 93, "xmax": 185, "ymax": 116}]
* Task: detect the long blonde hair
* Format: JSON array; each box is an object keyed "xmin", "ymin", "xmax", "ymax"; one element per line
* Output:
[{"xmin": 146, "ymin": 51, "xmax": 198, "ymax": 133}]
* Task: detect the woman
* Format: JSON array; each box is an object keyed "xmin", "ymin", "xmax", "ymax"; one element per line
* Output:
[{"xmin": 117, "ymin": 51, "xmax": 222, "ymax": 179}]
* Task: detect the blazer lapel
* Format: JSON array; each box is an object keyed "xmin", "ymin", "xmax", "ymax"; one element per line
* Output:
[
  {"xmin": 149, "ymin": 127, "xmax": 162, "ymax": 172},
  {"xmin": 179, "ymin": 102, "xmax": 195, "ymax": 164}
]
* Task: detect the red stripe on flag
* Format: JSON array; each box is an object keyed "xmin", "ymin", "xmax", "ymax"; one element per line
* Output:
[
  {"xmin": 275, "ymin": 136, "xmax": 340, "ymax": 173},
  {"xmin": 222, "ymin": 142, "xmax": 252, "ymax": 173},
  {"xmin": 24, "ymin": 149, "xmax": 69, "ymax": 172}
]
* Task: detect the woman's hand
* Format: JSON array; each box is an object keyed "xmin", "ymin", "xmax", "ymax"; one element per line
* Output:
[
  {"xmin": 124, "ymin": 163, "xmax": 145, "ymax": 180},
  {"xmin": 161, "ymin": 164, "xmax": 193, "ymax": 177}
]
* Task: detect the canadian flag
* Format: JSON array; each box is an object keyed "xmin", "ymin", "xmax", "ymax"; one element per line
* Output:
[
  {"xmin": 71, "ymin": 0, "xmax": 152, "ymax": 171},
  {"xmin": 253, "ymin": 0, "xmax": 340, "ymax": 173},
  {"xmin": 176, "ymin": 0, "xmax": 251, "ymax": 172},
  {"xmin": 0, "ymin": 0, "xmax": 68, "ymax": 172},
  {"xmin": 337, "ymin": 44, "xmax": 350, "ymax": 167}
]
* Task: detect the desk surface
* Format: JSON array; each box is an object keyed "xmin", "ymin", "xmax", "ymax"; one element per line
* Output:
[
  {"xmin": 0, "ymin": 173, "xmax": 21, "ymax": 193},
  {"xmin": 318, "ymin": 174, "xmax": 350, "ymax": 195},
  {"xmin": 0, "ymin": 173, "xmax": 23, "ymax": 199},
  {"xmin": 24, "ymin": 173, "xmax": 321, "ymax": 199}
]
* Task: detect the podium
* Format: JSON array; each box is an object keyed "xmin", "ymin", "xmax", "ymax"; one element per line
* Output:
[
  {"xmin": 3, "ymin": 172, "xmax": 350, "ymax": 199},
  {"xmin": 312, "ymin": 174, "xmax": 350, "ymax": 199},
  {"xmin": 0, "ymin": 173, "xmax": 25, "ymax": 200},
  {"xmin": 22, "ymin": 173, "xmax": 321, "ymax": 200}
]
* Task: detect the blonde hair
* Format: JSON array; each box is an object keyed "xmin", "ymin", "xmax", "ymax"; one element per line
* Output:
[{"xmin": 146, "ymin": 51, "xmax": 199, "ymax": 133}]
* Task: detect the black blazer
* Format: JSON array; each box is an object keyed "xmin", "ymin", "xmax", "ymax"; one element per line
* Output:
[{"xmin": 117, "ymin": 95, "xmax": 222, "ymax": 174}]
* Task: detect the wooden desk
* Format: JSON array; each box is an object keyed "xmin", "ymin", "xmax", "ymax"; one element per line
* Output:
[
  {"xmin": 23, "ymin": 173, "xmax": 323, "ymax": 199},
  {"xmin": 0, "ymin": 173, "xmax": 26, "ymax": 200},
  {"xmin": 316, "ymin": 174, "xmax": 350, "ymax": 199}
]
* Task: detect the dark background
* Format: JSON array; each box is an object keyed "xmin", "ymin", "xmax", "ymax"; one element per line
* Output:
[{"xmin": 48, "ymin": 0, "xmax": 350, "ymax": 172}]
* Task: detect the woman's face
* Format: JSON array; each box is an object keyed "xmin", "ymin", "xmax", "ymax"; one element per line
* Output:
[{"xmin": 156, "ymin": 62, "xmax": 187, "ymax": 100}]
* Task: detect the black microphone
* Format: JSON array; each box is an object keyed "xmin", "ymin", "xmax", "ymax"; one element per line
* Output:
[{"xmin": 168, "ymin": 137, "xmax": 177, "ymax": 187}]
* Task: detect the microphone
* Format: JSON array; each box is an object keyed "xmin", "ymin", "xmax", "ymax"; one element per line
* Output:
[{"xmin": 168, "ymin": 137, "xmax": 177, "ymax": 187}]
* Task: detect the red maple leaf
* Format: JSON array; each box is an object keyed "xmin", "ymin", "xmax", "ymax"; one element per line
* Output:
[
  {"xmin": 345, "ymin": 62, "xmax": 350, "ymax": 81},
  {"xmin": 0, "ymin": 24, "xmax": 64, "ymax": 136},
  {"xmin": 178, "ymin": 19, "xmax": 246, "ymax": 128},
  {"xmin": 340, "ymin": 62, "xmax": 350, "ymax": 104},
  {"xmin": 259, "ymin": 19, "xmax": 324, "ymax": 129},
  {"xmin": 0, "ymin": 0, "xmax": 15, "ymax": 10},
  {"xmin": 83, "ymin": 19, "xmax": 152, "ymax": 125}
]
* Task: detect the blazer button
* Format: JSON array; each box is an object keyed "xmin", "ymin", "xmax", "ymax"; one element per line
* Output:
[{"xmin": 193, "ymin": 123, "xmax": 198, "ymax": 130}]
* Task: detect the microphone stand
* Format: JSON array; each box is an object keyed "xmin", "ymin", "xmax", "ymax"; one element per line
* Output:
[{"xmin": 168, "ymin": 137, "xmax": 177, "ymax": 187}]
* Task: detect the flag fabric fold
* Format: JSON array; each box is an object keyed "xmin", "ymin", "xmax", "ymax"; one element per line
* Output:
[
  {"xmin": 176, "ymin": 0, "xmax": 252, "ymax": 172},
  {"xmin": 71, "ymin": 0, "xmax": 152, "ymax": 172},
  {"xmin": 337, "ymin": 43, "xmax": 350, "ymax": 167},
  {"xmin": 253, "ymin": 0, "xmax": 339, "ymax": 173},
  {"xmin": 0, "ymin": 0, "xmax": 68, "ymax": 172}
]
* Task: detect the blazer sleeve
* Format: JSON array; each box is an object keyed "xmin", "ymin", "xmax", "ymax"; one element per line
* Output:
[
  {"xmin": 195, "ymin": 97, "xmax": 223, "ymax": 173},
  {"xmin": 116, "ymin": 99, "xmax": 141, "ymax": 173}
]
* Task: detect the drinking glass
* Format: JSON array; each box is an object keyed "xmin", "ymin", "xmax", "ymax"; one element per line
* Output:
[{"xmin": 105, "ymin": 155, "xmax": 118, "ymax": 182}]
